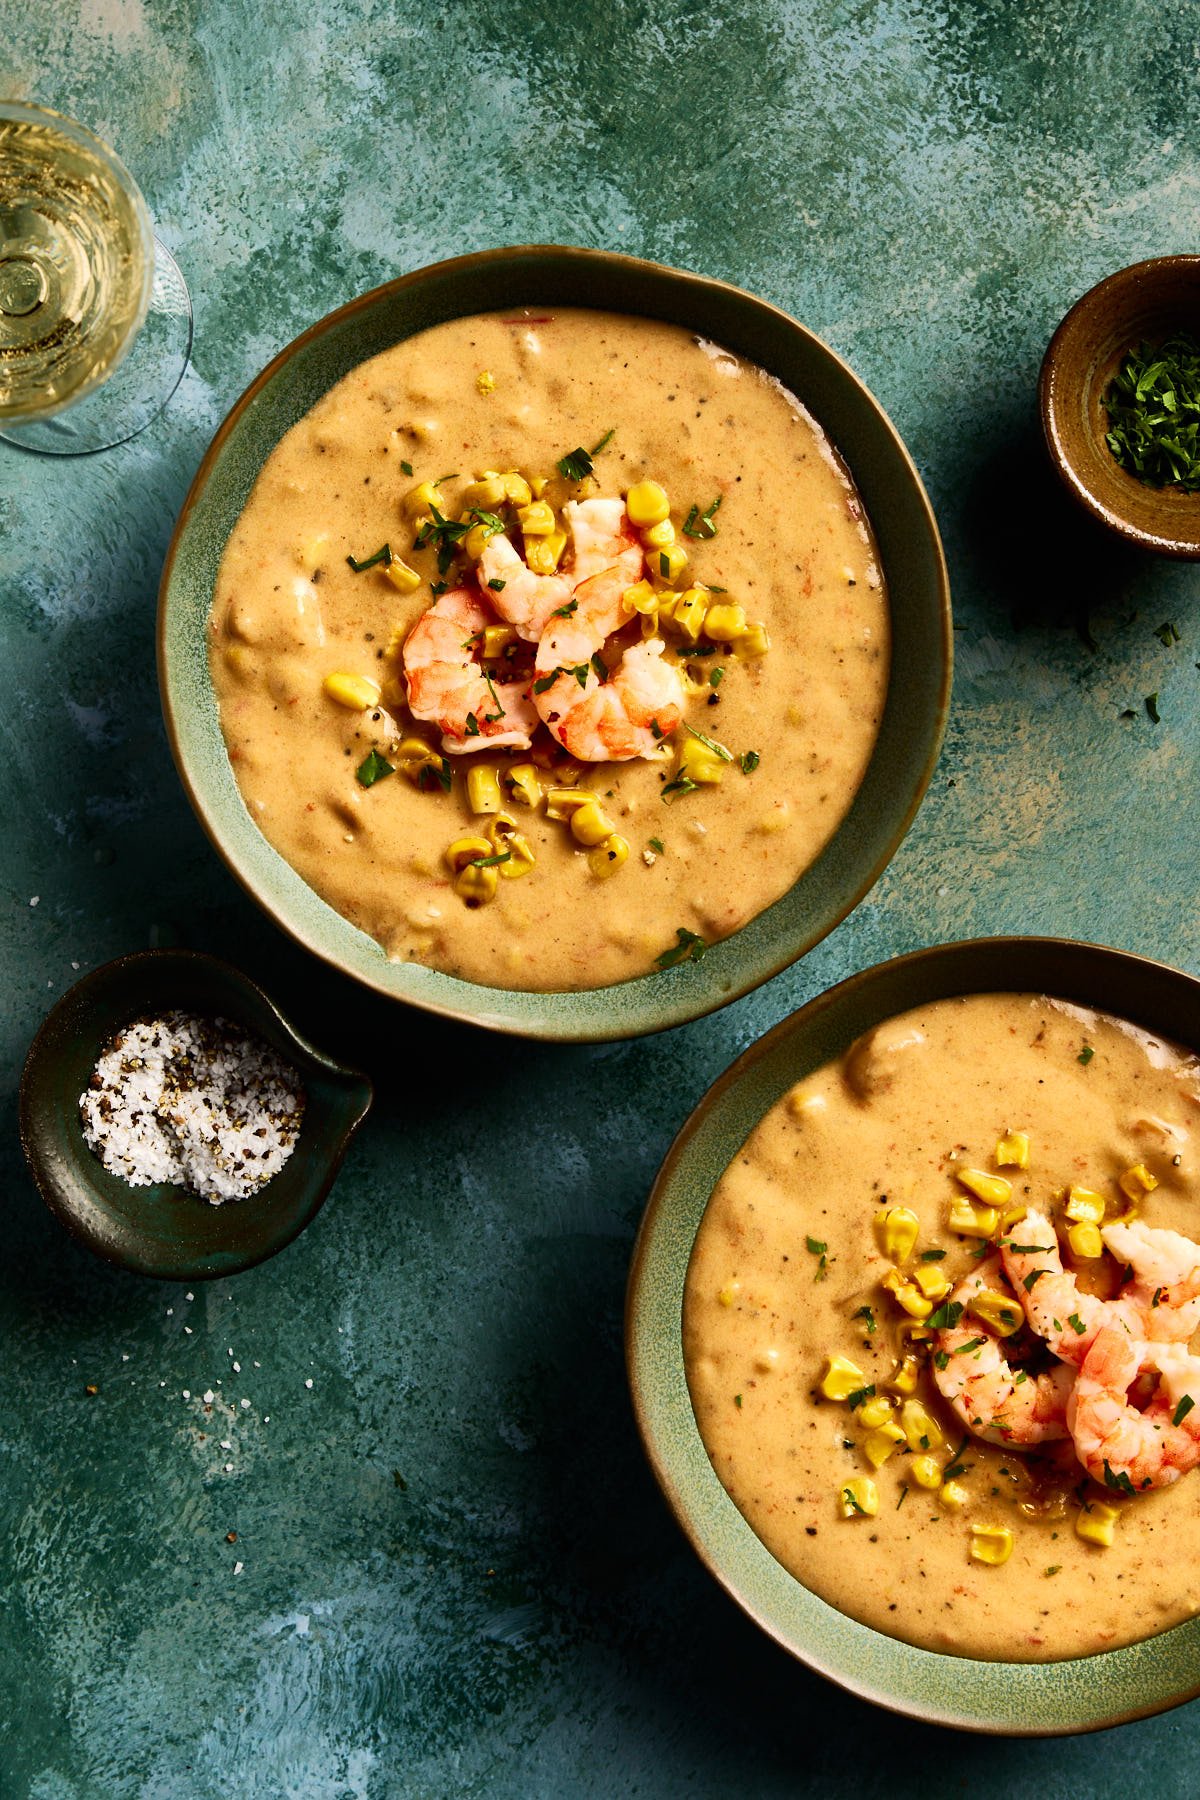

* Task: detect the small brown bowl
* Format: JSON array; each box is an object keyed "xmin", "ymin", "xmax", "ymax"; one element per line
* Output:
[{"xmin": 1040, "ymin": 255, "xmax": 1200, "ymax": 557}]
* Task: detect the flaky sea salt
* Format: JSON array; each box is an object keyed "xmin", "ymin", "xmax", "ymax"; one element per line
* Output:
[{"xmin": 79, "ymin": 1012, "xmax": 304, "ymax": 1204}]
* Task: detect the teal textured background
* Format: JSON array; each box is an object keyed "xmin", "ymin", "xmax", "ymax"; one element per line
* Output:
[{"xmin": 3, "ymin": 2, "xmax": 1199, "ymax": 1793}]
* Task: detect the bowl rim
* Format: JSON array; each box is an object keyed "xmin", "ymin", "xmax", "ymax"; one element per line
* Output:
[
  {"xmin": 626, "ymin": 933, "xmax": 1200, "ymax": 1733},
  {"xmin": 18, "ymin": 947, "xmax": 373, "ymax": 1280},
  {"xmin": 1039, "ymin": 253, "xmax": 1200, "ymax": 558},
  {"xmin": 158, "ymin": 243, "xmax": 952, "ymax": 1041}
]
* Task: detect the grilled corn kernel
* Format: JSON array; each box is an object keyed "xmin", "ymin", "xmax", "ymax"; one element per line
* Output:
[
  {"xmin": 884, "ymin": 1355, "xmax": 920, "ymax": 1397},
  {"xmin": 862, "ymin": 1421, "xmax": 906, "ymax": 1468},
  {"xmin": 672, "ymin": 587, "xmax": 709, "ymax": 641},
  {"xmin": 529, "ymin": 474, "xmax": 548, "ymax": 499},
  {"xmin": 967, "ymin": 1289, "xmax": 1024, "ymax": 1336},
  {"xmin": 621, "ymin": 578, "xmax": 659, "ymax": 617},
  {"xmin": 518, "ymin": 499, "xmax": 556, "ymax": 537},
  {"xmin": 733, "ymin": 621, "xmax": 771, "ymax": 658},
  {"xmin": 396, "ymin": 737, "xmax": 446, "ymax": 789},
  {"xmin": 444, "ymin": 834, "xmax": 493, "ymax": 874},
  {"xmin": 482, "ymin": 624, "xmax": 518, "ymax": 660},
  {"xmin": 956, "ymin": 1168, "xmax": 1012, "ymax": 1206},
  {"xmin": 819, "ymin": 1355, "xmax": 866, "ymax": 1402},
  {"xmin": 1076, "ymin": 1501, "xmax": 1120, "ymax": 1548},
  {"xmin": 626, "ymin": 480, "xmax": 670, "ymax": 528},
  {"xmin": 501, "ymin": 471, "xmax": 531, "ymax": 506},
  {"xmin": 839, "ymin": 1476, "xmax": 879, "ymax": 1519},
  {"xmin": 460, "ymin": 474, "xmax": 507, "ymax": 510},
  {"xmin": 947, "ymin": 1196, "xmax": 1000, "ymax": 1239},
  {"xmin": 969, "ymin": 1524, "xmax": 1014, "ymax": 1566},
  {"xmin": 641, "ymin": 517, "xmax": 677, "ymax": 551},
  {"xmin": 902, "ymin": 1322, "xmax": 934, "ymax": 1344},
  {"xmin": 323, "ymin": 671, "xmax": 381, "ymax": 710},
  {"xmin": 899, "ymin": 1398, "xmax": 944, "ymax": 1452},
  {"xmin": 501, "ymin": 763, "xmax": 542, "ymax": 808},
  {"xmin": 704, "ymin": 602, "xmax": 749, "ymax": 642},
  {"xmin": 880, "ymin": 1268, "xmax": 933, "ymax": 1320},
  {"xmin": 466, "ymin": 765, "xmax": 503, "ymax": 815},
  {"xmin": 1065, "ymin": 1185, "xmax": 1106, "ymax": 1224},
  {"xmin": 404, "ymin": 480, "xmax": 442, "ymax": 519},
  {"xmin": 874, "ymin": 1205, "xmax": 920, "ymax": 1265},
  {"xmin": 858, "ymin": 1395, "xmax": 894, "ymax": 1429},
  {"xmin": 653, "ymin": 542, "xmax": 689, "ymax": 586},
  {"xmin": 526, "ymin": 531, "xmax": 567, "ymax": 574},
  {"xmin": 998, "ymin": 1201, "xmax": 1028, "ymax": 1233},
  {"xmin": 476, "ymin": 369, "xmax": 497, "ymax": 395},
  {"xmin": 678, "ymin": 737, "xmax": 726, "ymax": 785},
  {"xmin": 995, "ymin": 1131, "xmax": 1030, "ymax": 1169},
  {"xmin": 545, "ymin": 786, "xmax": 593, "ymax": 821},
  {"xmin": 939, "ymin": 1481, "xmax": 968, "ymax": 1509},
  {"xmin": 383, "ymin": 556, "xmax": 422, "ymax": 594},
  {"xmin": 454, "ymin": 861, "xmax": 499, "ymax": 906},
  {"xmin": 488, "ymin": 812, "xmax": 535, "ymax": 878},
  {"xmin": 913, "ymin": 1263, "xmax": 952, "ymax": 1302},
  {"xmin": 1119, "ymin": 1162, "xmax": 1158, "ymax": 1201},
  {"xmin": 1068, "ymin": 1221, "xmax": 1104, "ymax": 1260},
  {"xmin": 463, "ymin": 521, "xmax": 497, "ymax": 561},
  {"xmin": 910, "ymin": 1454, "xmax": 943, "ymax": 1489},
  {"xmin": 589, "ymin": 833, "xmax": 629, "ymax": 878},
  {"xmin": 569, "ymin": 799, "xmax": 616, "ymax": 846}
]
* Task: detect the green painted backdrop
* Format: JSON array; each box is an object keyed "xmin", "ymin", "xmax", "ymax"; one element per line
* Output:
[{"xmin": 3, "ymin": 2, "xmax": 1199, "ymax": 1793}]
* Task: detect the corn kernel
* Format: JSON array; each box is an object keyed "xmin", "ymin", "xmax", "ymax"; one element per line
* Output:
[
  {"xmin": 678, "ymin": 737, "xmax": 726, "ymax": 786},
  {"xmin": 482, "ymin": 624, "xmax": 518, "ymax": 660},
  {"xmin": 819, "ymin": 1355, "xmax": 865, "ymax": 1402},
  {"xmin": 967, "ymin": 1289, "xmax": 1024, "ymax": 1336},
  {"xmin": 718, "ymin": 1282, "xmax": 741, "ymax": 1307},
  {"xmin": 443, "ymin": 834, "xmax": 493, "ymax": 874},
  {"xmin": 460, "ymin": 474, "xmax": 507, "ymax": 510},
  {"xmin": 839, "ymin": 1476, "xmax": 879, "ymax": 1519},
  {"xmin": 1119, "ymin": 1163, "xmax": 1158, "ymax": 1201},
  {"xmin": 880, "ymin": 1268, "xmax": 933, "ymax": 1320},
  {"xmin": 1076, "ymin": 1501, "xmax": 1120, "ymax": 1548},
  {"xmin": 862, "ymin": 1422, "xmax": 906, "ymax": 1468},
  {"xmin": 969, "ymin": 1524, "xmax": 1014, "ymax": 1566},
  {"xmin": 704, "ymin": 602, "xmax": 749, "ymax": 642},
  {"xmin": 910, "ymin": 1454, "xmax": 942, "ymax": 1489},
  {"xmin": 454, "ymin": 861, "xmax": 498, "ymax": 906},
  {"xmin": 884, "ymin": 1356, "xmax": 920, "ymax": 1397},
  {"xmin": 733, "ymin": 622, "xmax": 771, "ymax": 658},
  {"xmin": 501, "ymin": 763, "xmax": 541, "ymax": 808},
  {"xmin": 518, "ymin": 499, "xmax": 556, "ymax": 537},
  {"xmin": 626, "ymin": 480, "xmax": 670, "ymax": 528},
  {"xmin": 488, "ymin": 811, "xmax": 535, "ymax": 878},
  {"xmin": 295, "ymin": 532, "xmax": 328, "ymax": 571},
  {"xmin": 858, "ymin": 1395, "xmax": 894, "ymax": 1429},
  {"xmin": 1068, "ymin": 1221, "xmax": 1104, "ymax": 1260},
  {"xmin": 913, "ymin": 1263, "xmax": 952, "ymax": 1302},
  {"xmin": 621, "ymin": 578, "xmax": 659, "ymax": 618},
  {"xmin": 323, "ymin": 672, "xmax": 381, "ymax": 710},
  {"xmin": 466, "ymin": 765, "xmax": 503, "ymax": 815},
  {"xmin": 874, "ymin": 1205, "xmax": 920, "ymax": 1265},
  {"xmin": 939, "ymin": 1481, "xmax": 968, "ymax": 1509},
  {"xmin": 397, "ymin": 737, "xmax": 447, "ymax": 789},
  {"xmin": 589, "ymin": 833, "xmax": 629, "ymax": 878},
  {"xmin": 672, "ymin": 587, "xmax": 708, "ymax": 641},
  {"xmin": 545, "ymin": 786, "xmax": 593, "ymax": 821},
  {"xmin": 526, "ymin": 531, "xmax": 567, "ymax": 574},
  {"xmin": 476, "ymin": 369, "xmax": 496, "ymax": 395},
  {"xmin": 404, "ymin": 480, "xmax": 442, "ymax": 520},
  {"xmin": 569, "ymin": 799, "xmax": 616, "ymax": 846},
  {"xmin": 641, "ymin": 517, "xmax": 677, "ymax": 551},
  {"xmin": 384, "ymin": 556, "xmax": 422, "ymax": 594},
  {"xmin": 463, "ymin": 521, "xmax": 497, "ymax": 561},
  {"xmin": 899, "ymin": 1399, "xmax": 944, "ymax": 1453},
  {"xmin": 653, "ymin": 542, "xmax": 689, "ymax": 586},
  {"xmin": 501, "ymin": 470, "xmax": 531, "ymax": 506},
  {"xmin": 956, "ymin": 1168, "xmax": 1012, "ymax": 1206},
  {"xmin": 1065, "ymin": 1185, "xmax": 1106, "ymax": 1224},
  {"xmin": 995, "ymin": 1132, "xmax": 1030, "ymax": 1169},
  {"xmin": 902, "ymin": 1322, "xmax": 934, "ymax": 1345},
  {"xmin": 529, "ymin": 474, "xmax": 548, "ymax": 499},
  {"xmin": 947, "ymin": 1195, "xmax": 999, "ymax": 1239},
  {"xmin": 997, "ymin": 1201, "xmax": 1028, "ymax": 1233}
]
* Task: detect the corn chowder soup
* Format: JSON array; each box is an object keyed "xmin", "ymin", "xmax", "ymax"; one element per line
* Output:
[
  {"xmin": 683, "ymin": 993, "xmax": 1200, "ymax": 1662},
  {"xmin": 209, "ymin": 309, "xmax": 888, "ymax": 991}
]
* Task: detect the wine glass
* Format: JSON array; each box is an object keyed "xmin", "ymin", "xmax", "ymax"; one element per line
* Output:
[{"xmin": 0, "ymin": 99, "xmax": 192, "ymax": 455}]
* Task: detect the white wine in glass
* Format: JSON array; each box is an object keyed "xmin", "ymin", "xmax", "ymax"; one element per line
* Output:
[{"xmin": 0, "ymin": 100, "xmax": 192, "ymax": 455}]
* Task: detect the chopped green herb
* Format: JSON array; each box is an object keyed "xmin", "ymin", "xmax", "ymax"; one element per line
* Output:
[
  {"xmin": 399, "ymin": 459, "xmax": 413, "ymax": 476},
  {"xmin": 468, "ymin": 507, "xmax": 506, "ymax": 537},
  {"xmin": 1155, "ymin": 620, "xmax": 1182, "ymax": 646},
  {"xmin": 355, "ymin": 748, "xmax": 395, "ymax": 787},
  {"xmin": 926, "ymin": 1300, "xmax": 964, "ymax": 1331},
  {"xmin": 648, "ymin": 837, "xmax": 665, "ymax": 854},
  {"xmin": 920, "ymin": 1249, "xmax": 947, "ymax": 1262},
  {"xmin": 590, "ymin": 651, "xmax": 609, "ymax": 684},
  {"xmin": 659, "ymin": 552, "xmax": 670, "ymax": 579},
  {"xmin": 739, "ymin": 749, "xmax": 761, "ymax": 775},
  {"xmin": 852, "ymin": 1305, "xmax": 877, "ymax": 1335},
  {"xmin": 1104, "ymin": 332, "xmax": 1200, "ymax": 490},
  {"xmin": 346, "ymin": 542, "xmax": 392, "ymax": 573},
  {"xmin": 1146, "ymin": 691, "xmax": 1161, "ymax": 723},
  {"xmin": 464, "ymin": 712, "xmax": 480, "ymax": 738},
  {"xmin": 482, "ymin": 671, "xmax": 505, "ymax": 723},
  {"xmin": 953, "ymin": 1336, "xmax": 987, "ymax": 1356},
  {"xmin": 897, "ymin": 1483, "xmax": 910, "ymax": 1510},
  {"xmin": 734, "ymin": 1393, "xmax": 742, "ymax": 1409},
  {"xmin": 841, "ymin": 1486, "xmax": 868, "ymax": 1517},
  {"xmin": 1067, "ymin": 1312, "xmax": 1086, "ymax": 1335},
  {"xmin": 1103, "ymin": 1460, "xmax": 1136, "ymax": 1499},
  {"xmin": 943, "ymin": 1438, "xmax": 971, "ymax": 1482},
  {"xmin": 661, "ymin": 773, "xmax": 699, "ymax": 803},
  {"xmin": 709, "ymin": 666, "xmax": 725, "ymax": 688},
  {"xmin": 1078, "ymin": 1045, "xmax": 1095, "ymax": 1066},
  {"xmin": 556, "ymin": 429, "xmax": 614, "ymax": 483},
  {"xmin": 487, "ymin": 578, "xmax": 507, "ymax": 591},
  {"xmin": 1174, "ymin": 1394, "xmax": 1195, "ymax": 1427},
  {"xmin": 416, "ymin": 758, "xmax": 452, "ymax": 794},
  {"xmin": 1004, "ymin": 1242, "xmax": 1055, "ymax": 1253},
  {"xmin": 933, "ymin": 1350, "xmax": 950, "ymax": 1371},
  {"xmin": 806, "ymin": 1236, "xmax": 827, "ymax": 1256},
  {"xmin": 1023, "ymin": 1269, "xmax": 1047, "ymax": 1293},
  {"xmin": 684, "ymin": 722, "xmax": 734, "ymax": 761},
  {"xmin": 682, "ymin": 494, "xmax": 722, "ymax": 539},
  {"xmin": 415, "ymin": 504, "xmax": 469, "ymax": 575},
  {"xmin": 469, "ymin": 850, "xmax": 513, "ymax": 869},
  {"xmin": 550, "ymin": 597, "xmax": 579, "ymax": 620},
  {"xmin": 846, "ymin": 1385, "xmax": 875, "ymax": 1410},
  {"xmin": 654, "ymin": 926, "xmax": 708, "ymax": 969},
  {"xmin": 1044, "ymin": 1565, "xmax": 1061, "ymax": 1577},
  {"xmin": 1152, "ymin": 1286, "xmax": 1167, "ymax": 1309}
]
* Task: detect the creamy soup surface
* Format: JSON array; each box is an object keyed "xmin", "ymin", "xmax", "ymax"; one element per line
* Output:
[
  {"xmin": 684, "ymin": 993, "xmax": 1200, "ymax": 1662},
  {"xmin": 209, "ymin": 309, "xmax": 889, "ymax": 991}
]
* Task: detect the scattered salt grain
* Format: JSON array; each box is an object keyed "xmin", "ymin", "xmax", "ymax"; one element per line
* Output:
[
  {"xmin": 240, "ymin": 1398, "xmax": 251, "ymax": 1409},
  {"xmin": 203, "ymin": 1390, "xmax": 215, "ymax": 1405},
  {"xmin": 304, "ymin": 1379, "xmax": 313, "ymax": 1389},
  {"xmin": 232, "ymin": 1361, "xmax": 241, "ymax": 1372},
  {"xmin": 233, "ymin": 1561, "xmax": 244, "ymax": 1575},
  {"xmin": 79, "ymin": 1011, "xmax": 305, "ymax": 1204},
  {"xmin": 224, "ymin": 1463, "xmax": 234, "ymax": 1473}
]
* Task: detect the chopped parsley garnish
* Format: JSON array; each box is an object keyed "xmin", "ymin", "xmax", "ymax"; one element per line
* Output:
[
  {"xmin": 682, "ymin": 495, "xmax": 722, "ymax": 539},
  {"xmin": 1104, "ymin": 332, "xmax": 1200, "ymax": 490},
  {"xmin": 1044, "ymin": 1565, "xmax": 1062, "ymax": 1577},
  {"xmin": 953, "ymin": 1336, "xmax": 986, "ymax": 1356},
  {"xmin": 709, "ymin": 666, "xmax": 725, "ymax": 688},
  {"xmin": 846, "ymin": 1385, "xmax": 875, "ymax": 1410},
  {"xmin": 556, "ymin": 429, "xmax": 614, "ymax": 483},
  {"xmin": 852, "ymin": 1305, "xmax": 877, "ymax": 1335},
  {"xmin": 1103, "ymin": 1460, "xmax": 1137, "ymax": 1499},
  {"xmin": 464, "ymin": 712, "xmax": 480, "ymax": 738},
  {"xmin": 1155, "ymin": 620, "xmax": 1182, "ymax": 646},
  {"xmin": 487, "ymin": 578, "xmax": 507, "ymax": 591},
  {"xmin": 734, "ymin": 1393, "xmax": 742, "ymax": 1409},
  {"xmin": 897, "ymin": 1483, "xmax": 909, "ymax": 1510},
  {"xmin": 942, "ymin": 1438, "xmax": 971, "ymax": 1482},
  {"xmin": 468, "ymin": 507, "xmax": 506, "ymax": 537},
  {"xmin": 659, "ymin": 552, "xmax": 670, "ymax": 579},
  {"xmin": 661, "ymin": 773, "xmax": 699, "ymax": 803},
  {"xmin": 482, "ymin": 672, "xmax": 505, "ymax": 723},
  {"xmin": 1146, "ymin": 691, "xmax": 1161, "ymax": 723},
  {"xmin": 550, "ymin": 597, "xmax": 579, "ymax": 620},
  {"xmin": 1078, "ymin": 1044, "xmax": 1095, "ymax": 1065},
  {"xmin": 1067, "ymin": 1312, "xmax": 1086, "ymax": 1335},
  {"xmin": 400, "ymin": 460, "xmax": 413, "ymax": 476},
  {"xmin": 1023, "ymin": 1269, "xmax": 1047, "ymax": 1292},
  {"xmin": 1174, "ymin": 1394, "xmax": 1195, "ymax": 1427},
  {"xmin": 417, "ymin": 758, "xmax": 452, "ymax": 794},
  {"xmin": 739, "ymin": 749, "xmax": 760, "ymax": 775},
  {"xmin": 654, "ymin": 926, "xmax": 707, "ymax": 969},
  {"xmin": 346, "ymin": 542, "xmax": 392, "ymax": 573},
  {"xmin": 933, "ymin": 1350, "xmax": 950, "ymax": 1371},
  {"xmin": 532, "ymin": 662, "xmax": 592, "ymax": 695},
  {"xmin": 806, "ymin": 1235, "xmax": 828, "ymax": 1280},
  {"xmin": 841, "ymin": 1486, "xmax": 868, "ymax": 1517},
  {"xmin": 590, "ymin": 651, "xmax": 609, "ymax": 684},
  {"xmin": 355, "ymin": 748, "xmax": 394, "ymax": 787},
  {"xmin": 469, "ymin": 850, "xmax": 512, "ymax": 869},
  {"xmin": 648, "ymin": 837, "xmax": 665, "ymax": 854},
  {"xmin": 926, "ymin": 1300, "xmax": 964, "ymax": 1331},
  {"xmin": 1004, "ymin": 1242, "xmax": 1055, "ymax": 1253},
  {"xmin": 920, "ymin": 1249, "xmax": 947, "ymax": 1262},
  {"xmin": 684, "ymin": 722, "xmax": 733, "ymax": 761},
  {"xmin": 415, "ymin": 504, "xmax": 469, "ymax": 574}
]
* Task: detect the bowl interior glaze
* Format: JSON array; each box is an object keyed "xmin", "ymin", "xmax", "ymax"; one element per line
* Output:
[
  {"xmin": 160, "ymin": 245, "xmax": 951, "ymax": 1040},
  {"xmin": 626, "ymin": 936, "xmax": 1200, "ymax": 1733}
]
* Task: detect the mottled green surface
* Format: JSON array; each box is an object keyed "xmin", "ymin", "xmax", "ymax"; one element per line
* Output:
[{"xmin": 3, "ymin": 2, "xmax": 1200, "ymax": 1794}]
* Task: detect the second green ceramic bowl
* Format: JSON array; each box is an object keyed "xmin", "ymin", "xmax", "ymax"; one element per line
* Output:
[
  {"xmin": 627, "ymin": 936, "xmax": 1200, "ymax": 1733},
  {"xmin": 160, "ymin": 245, "xmax": 951, "ymax": 1041}
]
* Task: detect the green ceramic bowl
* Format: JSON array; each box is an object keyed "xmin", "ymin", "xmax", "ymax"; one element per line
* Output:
[
  {"xmin": 160, "ymin": 245, "xmax": 951, "ymax": 1041},
  {"xmin": 19, "ymin": 950, "xmax": 372, "ymax": 1280},
  {"xmin": 627, "ymin": 935, "xmax": 1200, "ymax": 1733}
]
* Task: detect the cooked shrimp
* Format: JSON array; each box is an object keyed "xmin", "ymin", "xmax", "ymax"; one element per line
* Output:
[
  {"xmin": 402, "ymin": 587, "xmax": 538, "ymax": 754},
  {"xmin": 476, "ymin": 533, "xmax": 572, "ymax": 641},
  {"xmin": 931, "ymin": 1257, "xmax": 1073, "ymax": 1445},
  {"xmin": 1067, "ymin": 1325, "xmax": 1200, "ymax": 1491},
  {"xmin": 564, "ymin": 497, "xmax": 641, "ymax": 584},
  {"xmin": 1104, "ymin": 1218, "xmax": 1200, "ymax": 1340},
  {"xmin": 533, "ymin": 559, "xmax": 683, "ymax": 761}
]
